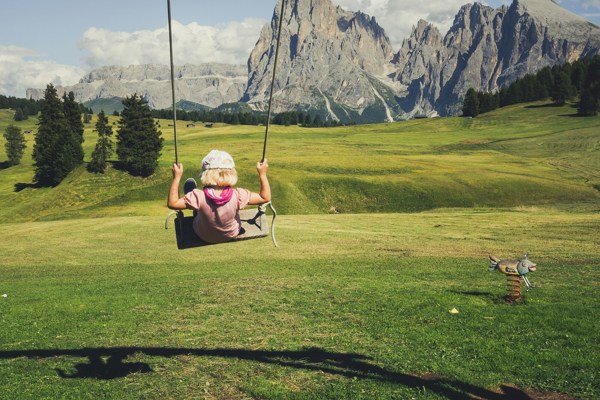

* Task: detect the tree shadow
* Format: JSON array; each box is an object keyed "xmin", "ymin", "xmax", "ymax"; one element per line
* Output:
[
  {"xmin": 0, "ymin": 161, "xmax": 11, "ymax": 170},
  {"xmin": 14, "ymin": 182, "xmax": 42, "ymax": 192},
  {"xmin": 525, "ymin": 102, "xmax": 583, "ymax": 117},
  {"xmin": 525, "ymin": 103, "xmax": 561, "ymax": 109},
  {"xmin": 557, "ymin": 113, "xmax": 584, "ymax": 118},
  {"xmin": 0, "ymin": 346, "xmax": 545, "ymax": 399}
]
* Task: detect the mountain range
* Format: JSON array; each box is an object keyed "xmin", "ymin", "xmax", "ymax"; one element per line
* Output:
[{"xmin": 27, "ymin": 0, "xmax": 600, "ymax": 123}]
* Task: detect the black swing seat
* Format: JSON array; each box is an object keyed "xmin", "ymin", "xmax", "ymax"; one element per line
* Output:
[{"xmin": 165, "ymin": 202, "xmax": 277, "ymax": 249}]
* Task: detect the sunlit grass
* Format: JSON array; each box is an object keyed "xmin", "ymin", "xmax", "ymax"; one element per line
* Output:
[
  {"xmin": 1, "ymin": 101, "xmax": 599, "ymax": 221},
  {"xmin": 0, "ymin": 101, "xmax": 599, "ymax": 398},
  {"xmin": 1, "ymin": 210, "xmax": 599, "ymax": 398}
]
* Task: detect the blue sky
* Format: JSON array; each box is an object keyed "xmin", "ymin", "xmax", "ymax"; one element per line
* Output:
[{"xmin": 1, "ymin": 0, "xmax": 599, "ymax": 97}]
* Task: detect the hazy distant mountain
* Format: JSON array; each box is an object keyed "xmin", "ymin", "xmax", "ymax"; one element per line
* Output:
[
  {"xmin": 26, "ymin": 64, "xmax": 247, "ymax": 111},
  {"xmin": 27, "ymin": 0, "xmax": 600, "ymax": 122}
]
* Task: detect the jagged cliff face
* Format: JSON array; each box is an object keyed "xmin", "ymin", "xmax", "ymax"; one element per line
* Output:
[
  {"xmin": 395, "ymin": 0, "xmax": 600, "ymax": 115},
  {"xmin": 244, "ymin": 0, "xmax": 402, "ymax": 122},
  {"xmin": 245, "ymin": 0, "xmax": 600, "ymax": 119},
  {"xmin": 26, "ymin": 64, "xmax": 247, "ymax": 110}
]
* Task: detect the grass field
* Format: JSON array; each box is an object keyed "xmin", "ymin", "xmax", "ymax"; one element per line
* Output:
[{"xmin": 0, "ymin": 102, "xmax": 599, "ymax": 399}]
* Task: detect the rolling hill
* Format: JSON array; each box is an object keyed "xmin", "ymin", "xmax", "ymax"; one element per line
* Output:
[
  {"xmin": 1, "ymin": 101, "xmax": 600, "ymax": 399},
  {"xmin": 0, "ymin": 100, "xmax": 599, "ymax": 223}
]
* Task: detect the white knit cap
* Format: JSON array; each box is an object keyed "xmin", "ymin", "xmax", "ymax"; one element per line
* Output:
[{"xmin": 201, "ymin": 149, "xmax": 235, "ymax": 171}]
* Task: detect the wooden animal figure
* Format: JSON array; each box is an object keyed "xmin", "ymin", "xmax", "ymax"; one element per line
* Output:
[{"xmin": 489, "ymin": 253, "xmax": 537, "ymax": 289}]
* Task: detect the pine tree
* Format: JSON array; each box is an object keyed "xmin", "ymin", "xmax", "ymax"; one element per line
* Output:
[
  {"xmin": 477, "ymin": 92, "xmax": 496, "ymax": 114},
  {"xmin": 303, "ymin": 114, "xmax": 311, "ymax": 127},
  {"xmin": 536, "ymin": 67, "xmax": 554, "ymax": 97},
  {"xmin": 312, "ymin": 114, "xmax": 324, "ymax": 127},
  {"xmin": 88, "ymin": 110, "xmax": 114, "ymax": 173},
  {"xmin": 33, "ymin": 84, "xmax": 82, "ymax": 186},
  {"xmin": 116, "ymin": 94, "xmax": 163, "ymax": 177},
  {"xmin": 578, "ymin": 56, "xmax": 600, "ymax": 116},
  {"xmin": 578, "ymin": 88, "xmax": 598, "ymax": 116},
  {"xmin": 3, "ymin": 124, "xmax": 26, "ymax": 166},
  {"xmin": 63, "ymin": 91, "xmax": 85, "ymax": 163},
  {"xmin": 13, "ymin": 108, "xmax": 27, "ymax": 121},
  {"xmin": 462, "ymin": 88, "xmax": 479, "ymax": 117},
  {"xmin": 551, "ymin": 71, "xmax": 574, "ymax": 106}
]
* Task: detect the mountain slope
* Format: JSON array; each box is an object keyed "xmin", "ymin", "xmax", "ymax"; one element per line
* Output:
[
  {"xmin": 26, "ymin": 64, "xmax": 247, "ymax": 110},
  {"xmin": 247, "ymin": 0, "xmax": 600, "ymax": 118},
  {"xmin": 244, "ymin": 0, "xmax": 402, "ymax": 123},
  {"xmin": 393, "ymin": 0, "xmax": 600, "ymax": 115}
]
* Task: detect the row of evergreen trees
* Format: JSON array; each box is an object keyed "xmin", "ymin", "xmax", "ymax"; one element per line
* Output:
[
  {"xmin": 151, "ymin": 108, "xmax": 344, "ymax": 128},
  {"xmin": 3, "ymin": 84, "xmax": 163, "ymax": 186},
  {"xmin": 0, "ymin": 94, "xmax": 93, "ymax": 122},
  {"xmin": 33, "ymin": 88, "xmax": 85, "ymax": 186},
  {"xmin": 462, "ymin": 56, "xmax": 600, "ymax": 117},
  {"xmin": 0, "ymin": 95, "xmax": 42, "ymax": 121}
]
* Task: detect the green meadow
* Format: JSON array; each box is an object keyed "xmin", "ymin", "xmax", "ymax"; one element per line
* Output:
[{"xmin": 0, "ymin": 102, "xmax": 599, "ymax": 399}]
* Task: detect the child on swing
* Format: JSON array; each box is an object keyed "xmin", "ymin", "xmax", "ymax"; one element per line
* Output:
[{"xmin": 167, "ymin": 149, "xmax": 271, "ymax": 244}]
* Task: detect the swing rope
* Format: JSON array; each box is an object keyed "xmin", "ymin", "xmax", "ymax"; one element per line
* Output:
[
  {"xmin": 262, "ymin": 0, "xmax": 287, "ymax": 162},
  {"xmin": 166, "ymin": 0, "xmax": 286, "ymax": 165},
  {"xmin": 167, "ymin": 0, "xmax": 178, "ymax": 164},
  {"xmin": 165, "ymin": 0, "xmax": 285, "ymax": 248}
]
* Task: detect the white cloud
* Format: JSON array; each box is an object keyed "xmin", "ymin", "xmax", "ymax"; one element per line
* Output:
[
  {"xmin": 581, "ymin": 0, "xmax": 600, "ymax": 9},
  {"xmin": 334, "ymin": 0, "xmax": 473, "ymax": 48},
  {"xmin": 79, "ymin": 18, "xmax": 266, "ymax": 69},
  {"xmin": 0, "ymin": 46, "xmax": 85, "ymax": 98}
]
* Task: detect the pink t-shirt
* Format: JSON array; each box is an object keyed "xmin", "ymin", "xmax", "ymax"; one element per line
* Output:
[{"xmin": 184, "ymin": 187, "xmax": 251, "ymax": 244}]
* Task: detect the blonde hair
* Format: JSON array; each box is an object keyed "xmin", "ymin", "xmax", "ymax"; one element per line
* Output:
[{"xmin": 200, "ymin": 168, "xmax": 238, "ymax": 187}]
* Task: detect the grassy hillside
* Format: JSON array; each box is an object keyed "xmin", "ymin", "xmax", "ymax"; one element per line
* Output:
[
  {"xmin": 1, "ymin": 102, "xmax": 599, "ymax": 399},
  {"xmin": 1, "ymin": 101, "xmax": 599, "ymax": 222}
]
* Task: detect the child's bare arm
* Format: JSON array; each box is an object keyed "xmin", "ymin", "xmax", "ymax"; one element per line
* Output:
[
  {"xmin": 248, "ymin": 159, "xmax": 271, "ymax": 205},
  {"xmin": 167, "ymin": 163, "xmax": 188, "ymax": 210}
]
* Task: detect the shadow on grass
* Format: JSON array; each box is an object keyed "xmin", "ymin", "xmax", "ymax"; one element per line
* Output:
[
  {"xmin": 525, "ymin": 103, "xmax": 561, "ymax": 109},
  {"xmin": 0, "ymin": 347, "xmax": 540, "ymax": 399},
  {"xmin": 451, "ymin": 290, "xmax": 499, "ymax": 301},
  {"xmin": 450, "ymin": 289, "xmax": 534, "ymax": 305},
  {"xmin": 525, "ymin": 103, "xmax": 582, "ymax": 117},
  {"xmin": 0, "ymin": 161, "xmax": 12, "ymax": 170},
  {"xmin": 14, "ymin": 182, "xmax": 41, "ymax": 192}
]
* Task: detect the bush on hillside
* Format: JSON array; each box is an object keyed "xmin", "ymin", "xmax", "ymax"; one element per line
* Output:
[
  {"xmin": 116, "ymin": 94, "xmax": 163, "ymax": 177},
  {"xmin": 88, "ymin": 110, "xmax": 113, "ymax": 174},
  {"xmin": 32, "ymin": 84, "xmax": 83, "ymax": 186},
  {"xmin": 3, "ymin": 124, "xmax": 26, "ymax": 166}
]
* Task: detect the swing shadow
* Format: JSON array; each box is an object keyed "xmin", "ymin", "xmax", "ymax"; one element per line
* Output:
[{"xmin": 0, "ymin": 346, "xmax": 538, "ymax": 399}]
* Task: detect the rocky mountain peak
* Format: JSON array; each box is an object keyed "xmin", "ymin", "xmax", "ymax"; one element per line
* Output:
[
  {"xmin": 410, "ymin": 20, "xmax": 442, "ymax": 47},
  {"xmin": 509, "ymin": 0, "xmax": 600, "ymax": 43},
  {"xmin": 512, "ymin": 0, "xmax": 589, "ymax": 23},
  {"xmin": 392, "ymin": 0, "xmax": 600, "ymax": 116},
  {"xmin": 244, "ymin": 0, "xmax": 398, "ymax": 121}
]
